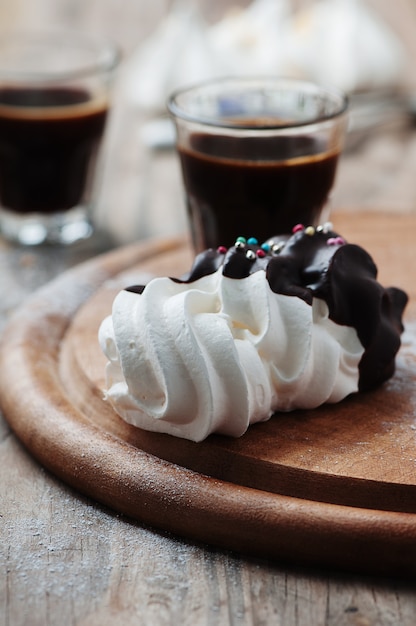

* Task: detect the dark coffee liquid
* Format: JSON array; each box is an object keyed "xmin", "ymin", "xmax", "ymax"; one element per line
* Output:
[
  {"xmin": 179, "ymin": 133, "xmax": 340, "ymax": 250},
  {"xmin": 0, "ymin": 87, "xmax": 108, "ymax": 214}
]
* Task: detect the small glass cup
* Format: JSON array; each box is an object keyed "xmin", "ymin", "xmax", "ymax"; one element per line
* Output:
[
  {"xmin": 0, "ymin": 32, "xmax": 120, "ymax": 245},
  {"xmin": 168, "ymin": 77, "xmax": 348, "ymax": 252}
]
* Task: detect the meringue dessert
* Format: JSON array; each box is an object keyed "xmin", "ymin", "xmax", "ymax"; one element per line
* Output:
[{"xmin": 99, "ymin": 223, "xmax": 407, "ymax": 442}]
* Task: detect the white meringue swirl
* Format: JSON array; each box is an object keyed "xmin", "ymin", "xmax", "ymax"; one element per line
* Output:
[{"xmin": 99, "ymin": 269, "xmax": 364, "ymax": 442}]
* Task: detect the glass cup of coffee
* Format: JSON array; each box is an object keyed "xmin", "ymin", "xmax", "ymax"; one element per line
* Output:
[
  {"xmin": 168, "ymin": 77, "xmax": 348, "ymax": 252},
  {"xmin": 0, "ymin": 32, "xmax": 120, "ymax": 245}
]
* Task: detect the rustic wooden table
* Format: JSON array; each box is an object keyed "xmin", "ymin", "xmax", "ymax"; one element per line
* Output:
[{"xmin": 2, "ymin": 1, "xmax": 416, "ymax": 625}]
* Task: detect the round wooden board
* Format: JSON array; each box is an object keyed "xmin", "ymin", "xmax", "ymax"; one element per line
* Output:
[{"xmin": 2, "ymin": 212, "xmax": 416, "ymax": 577}]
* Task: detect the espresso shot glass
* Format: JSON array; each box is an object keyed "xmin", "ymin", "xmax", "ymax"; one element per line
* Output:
[
  {"xmin": 168, "ymin": 77, "xmax": 348, "ymax": 252},
  {"xmin": 0, "ymin": 32, "xmax": 120, "ymax": 245}
]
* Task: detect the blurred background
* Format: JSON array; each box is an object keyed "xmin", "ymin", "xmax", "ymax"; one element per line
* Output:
[{"xmin": 2, "ymin": 0, "xmax": 416, "ymax": 245}]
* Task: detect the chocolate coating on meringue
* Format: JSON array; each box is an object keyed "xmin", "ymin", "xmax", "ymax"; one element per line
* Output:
[{"xmin": 174, "ymin": 226, "xmax": 408, "ymax": 392}]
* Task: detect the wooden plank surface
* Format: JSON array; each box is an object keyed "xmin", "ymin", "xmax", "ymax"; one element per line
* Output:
[
  {"xmin": 2, "ymin": 1, "xmax": 416, "ymax": 625},
  {"xmin": 2, "ymin": 215, "xmax": 416, "ymax": 624}
]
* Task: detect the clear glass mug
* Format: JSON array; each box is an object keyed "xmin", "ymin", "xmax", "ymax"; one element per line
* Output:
[
  {"xmin": 0, "ymin": 32, "xmax": 120, "ymax": 245},
  {"xmin": 168, "ymin": 77, "xmax": 348, "ymax": 252}
]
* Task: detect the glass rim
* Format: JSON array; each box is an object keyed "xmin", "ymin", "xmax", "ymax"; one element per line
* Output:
[
  {"xmin": 167, "ymin": 76, "xmax": 349, "ymax": 130},
  {"xmin": 0, "ymin": 31, "xmax": 121, "ymax": 84}
]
